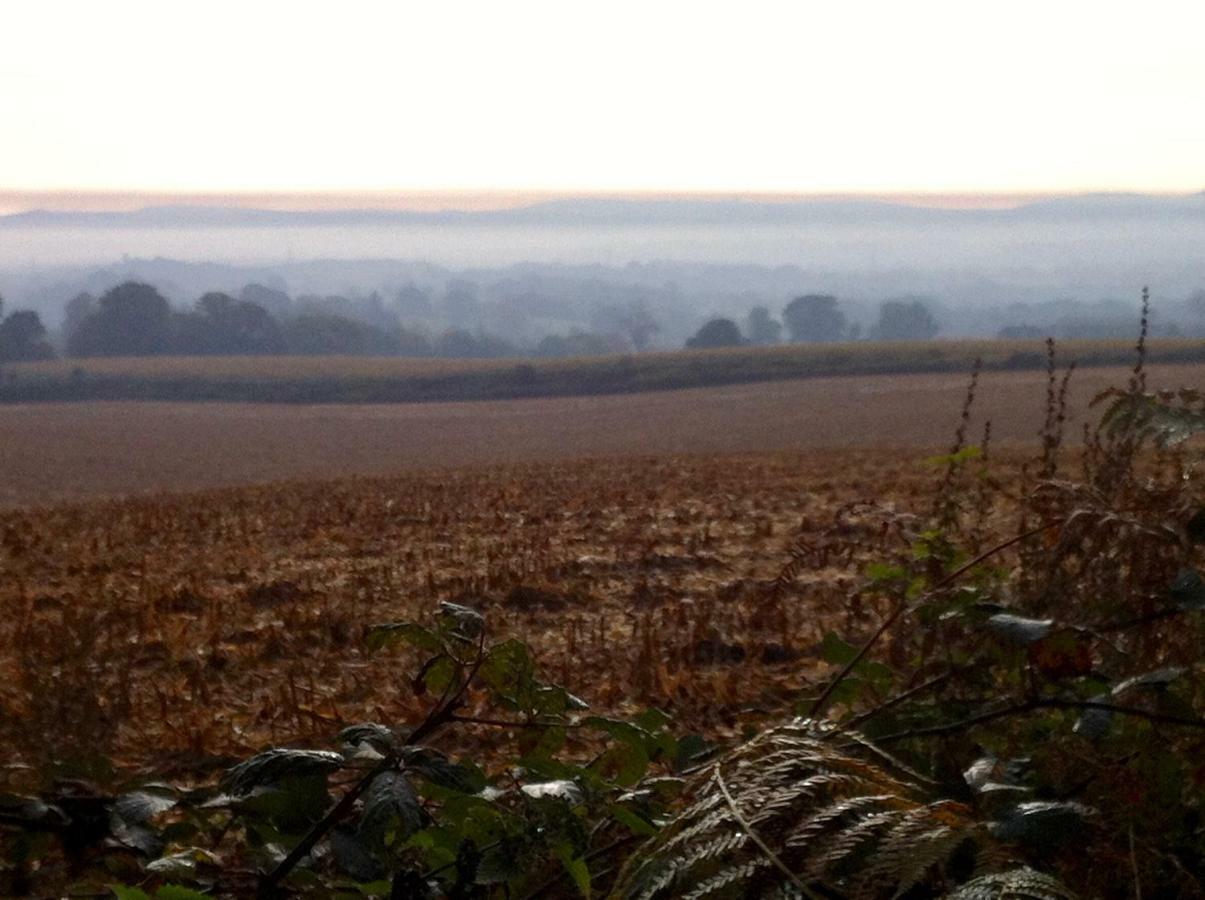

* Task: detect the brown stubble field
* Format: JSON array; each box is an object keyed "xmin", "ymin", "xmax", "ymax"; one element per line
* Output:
[
  {"xmin": 0, "ymin": 451, "xmax": 937, "ymax": 780},
  {"xmin": 0, "ymin": 362, "xmax": 1199, "ymax": 782}
]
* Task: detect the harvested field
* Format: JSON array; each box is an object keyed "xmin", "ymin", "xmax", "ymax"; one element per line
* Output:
[
  {"xmin": 0, "ymin": 450, "xmax": 949, "ymax": 777},
  {"xmin": 0, "ymin": 362, "xmax": 1200, "ymax": 507}
]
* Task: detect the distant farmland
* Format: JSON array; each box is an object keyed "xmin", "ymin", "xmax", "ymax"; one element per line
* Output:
[
  {"xmin": 3, "ymin": 337, "xmax": 1203, "ymax": 404},
  {"xmin": 1, "ymin": 361, "xmax": 1201, "ymax": 507}
]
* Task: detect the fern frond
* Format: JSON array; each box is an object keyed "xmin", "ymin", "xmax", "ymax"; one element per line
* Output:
[
  {"xmin": 611, "ymin": 718, "xmax": 984, "ymax": 899},
  {"xmin": 942, "ymin": 867, "xmax": 1078, "ymax": 899}
]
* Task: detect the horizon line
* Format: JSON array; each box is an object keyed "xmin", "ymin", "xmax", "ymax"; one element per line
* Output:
[{"xmin": 2, "ymin": 187, "xmax": 1201, "ymax": 216}]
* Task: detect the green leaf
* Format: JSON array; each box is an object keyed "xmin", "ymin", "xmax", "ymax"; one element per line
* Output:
[
  {"xmin": 358, "ymin": 771, "xmax": 423, "ymax": 849},
  {"xmin": 556, "ymin": 844, "xmax": 592, "ymax": 899},
  {"xmin": 865, "ymin": 562, "xmax": 908, "ymax": 584},
  {"xmin": 608, "ymin": 803, "xmax": 659, "ymax": 837},
  {"xmin": 222, "ymin": 749, "xmax": 343, "ymax": 795},
  {"xmin": 403, "ymin": 748, "xmax": 485, "ymax": 794},
  {"xmin": 924, "ymin": 445, "xmax": 983, "ymax": 466},
  {"xmin": 594, "ymin": 741, "xmax": 650, "ymax": 787},
  {"xmin": 156, "ymin": 887, "xmax": 212, "ymax": 900},
  {"xmin": 674, "ymin": 734, "xmax": 715, "ymax": 772},
  {"xmin": 234, "ymin": 774, "xmax": 332, "ymax": 832},
  {"xmin": 437, "ymin": 601, "xmax": 485, "ymax": 641},
  {"xmin": 417, "ymin": 654, "xmax": 458, "ymax": 694},
  {"xmin": 109, "ymin": 887, "xmax": 152, "ymax": 900},
  {"xmin": 364, "ymin": 622, "xmax": 443, "ymax": 654},
  {"xmin": 633, "ymin": 709, "xmax": 672, "ymax": 732},
  {"xmin": 481, "ymin": 639, "xmax": 537, "ymax": 708},
  {"xmin": 331, "ymin": 827, "xmax": 384, "ymax": 882},
  {"xmin": 819, "ymin": 631, "xmax": 859, "ymax": 666},
  {"xmin": 584, "ymin": 716, "xmax": 649, "ymax": 746},
  {"xmin": 339, "ymin": 723, "xmax": 399, "ymax": 755}
]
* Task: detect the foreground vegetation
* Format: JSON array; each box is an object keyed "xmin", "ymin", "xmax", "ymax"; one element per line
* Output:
[
  {"xmin": 4, "ymin": 336, "xmax": 1204, "ymax": 404},
  {"xmin": 2, "ymin": 297, "xmax": 1204, "ymax": 897}
]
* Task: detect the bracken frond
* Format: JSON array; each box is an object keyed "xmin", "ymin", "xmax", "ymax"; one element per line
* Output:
[
  {"xmin": 610, "ymin": 718, "xmax": 995, "ymax": 899},
  {"xmin": 941, "ymin": 867, "xmax": 1078, "ymax": 899}
]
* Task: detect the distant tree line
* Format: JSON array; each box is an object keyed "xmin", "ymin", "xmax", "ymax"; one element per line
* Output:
[
  {"xmin": 44, "ymin": 281, "xmax": 667, "ymax": 362},
  {"xmin": 684, "ymin": 294, "xmax": 940, "ymax": 349},
  {"xmin": 0, "ymin": 295, "xmax": 55, "ymax": 363},
  {"xmin": 4, "ymin": 279, "xmax": 1200, "ymax": 363}
]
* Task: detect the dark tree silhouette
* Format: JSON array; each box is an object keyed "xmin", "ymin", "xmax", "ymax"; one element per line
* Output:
[
  {"xmin": 0, "ymin": 308, "xmax": 54, "ymax": 361},
  {"xmin": 67, "ymin": 282, "xmax": 172, "ymax": 357},
  {"xmin": 685, "ymin": 318, "xmax": 743, "ymax": 349},
  {"xmin": 60, "ymin": 292, "xmax": 95, "ymax": 347},
  {"xmin": 282, "ymin": 313, "xmax": 398, "ymax": 355},
  {"xmin": 875, "ymin": 298, "xmax": 940, "ymax": 340},
  {"xmin": 172, "ymin": 293, "xmax": 285, "ymax": 355},
  {"xmin": 239, "ymin": 283, "xmax": 293, "ymax": 319},
  {"xmin": 782, "ymin": 294, "xmax": 846, "ymax": 342},
  {"xmin": 745, "ymin": 305, "xmax": 782, "ymax": 344}
]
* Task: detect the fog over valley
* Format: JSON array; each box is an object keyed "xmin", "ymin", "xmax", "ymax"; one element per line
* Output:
[{"xmin": 1, "ymin": 194, "xmax": 1203, "ymax": 348}]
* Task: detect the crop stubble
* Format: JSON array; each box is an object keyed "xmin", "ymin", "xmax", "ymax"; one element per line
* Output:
[
  {"xmin": 0, "ymin": 451, "xmax": 946, "ymax": 776},
  {"xmin": 1, "ymin": 363, "xmax": 1199, "ymax": 777}
]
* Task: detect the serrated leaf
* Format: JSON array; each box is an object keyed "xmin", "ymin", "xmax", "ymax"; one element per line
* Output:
[
  {"xmin": 222, "ymin": 749, "xmax": 343, "ymax": 795},
  {"xmin": 403, "ymin": 748, "xmax": 485, "ymax": 794},
  {"xmin": 358, "ymin": 771, "xmax": 423, "ymax": 849},
  {"xmin": 339, "ymin": 723, "xmax": 400, "ymax": 755},
  {"xmin": 480, "ymin": 638, "xmax": 536, "ymax": 703},
  {"xmin": 231, "ymin": 775, "xmax": 331, "ymax": 832}
]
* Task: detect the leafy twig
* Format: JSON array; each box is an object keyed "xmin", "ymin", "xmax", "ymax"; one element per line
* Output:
[
  {"xmin": 259, "ymin": 631, "xmax": 488, "ymax": 894},
  {"xmin": 810, "ymin": 522, "xmax": 1060, "ymax": 719},
  {"xmin": 872, "ymin": 697, "xmax": 1205, "ymax": 745}
]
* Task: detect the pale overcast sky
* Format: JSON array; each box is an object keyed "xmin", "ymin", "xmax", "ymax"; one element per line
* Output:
[{"xmin": 3, "ymin": 0, "xmax": 1203, "ymax": 198}]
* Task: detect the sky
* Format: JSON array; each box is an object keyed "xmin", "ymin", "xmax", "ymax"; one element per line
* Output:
[{"xmin": 2, "ymin": 0, "xmax": 1203, "ymax": 205}]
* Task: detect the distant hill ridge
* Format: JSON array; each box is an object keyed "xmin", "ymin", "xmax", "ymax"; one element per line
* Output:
[{"xmin": 4, "ymin": 192, "xmax": 1203, "ymax": 229}]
